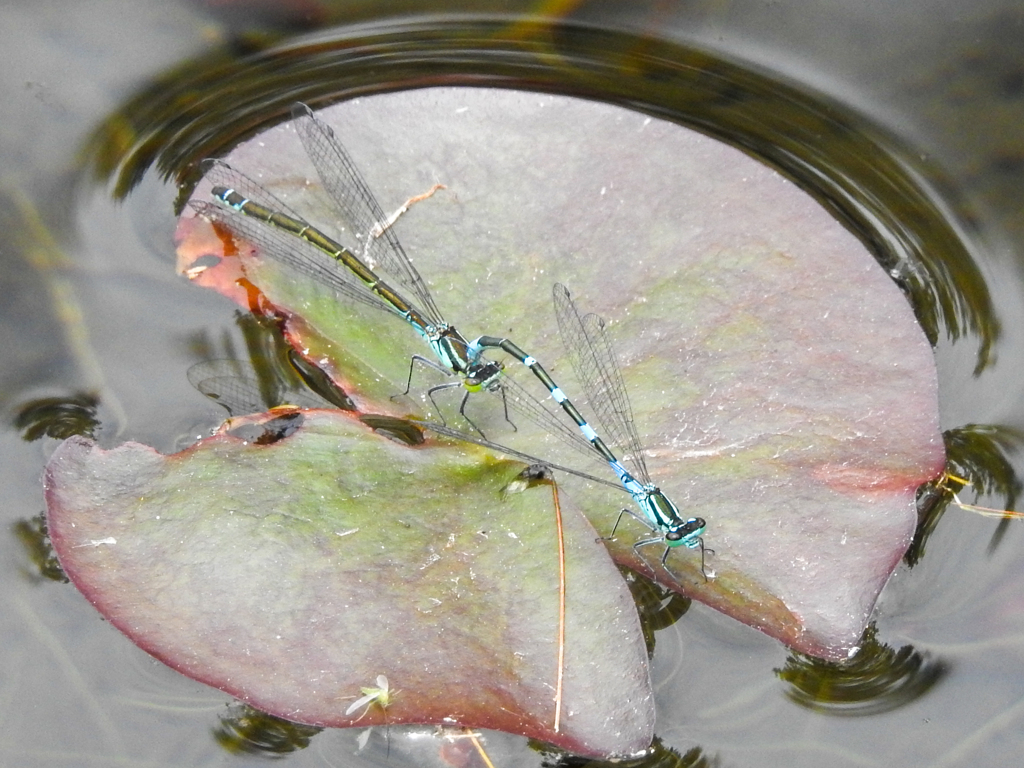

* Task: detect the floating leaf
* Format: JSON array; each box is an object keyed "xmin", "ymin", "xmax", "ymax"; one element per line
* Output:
[
  {"xmin": 44, "ymin": 410, "xmax": 653, "ymax": 757},
  {"xmin": 176, "ymin": 90, "xmax": 944, "ymax": 659}
]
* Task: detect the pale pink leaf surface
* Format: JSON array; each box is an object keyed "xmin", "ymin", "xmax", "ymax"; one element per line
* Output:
[{"xmin": 44, "ymin": 411, "xmax": 653, "ymax": 758}]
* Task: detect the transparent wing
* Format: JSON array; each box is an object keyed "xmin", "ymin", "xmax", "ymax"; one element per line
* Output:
[
  {"xmin": 552, "ymin": 282, "xmax": 650, "ymax": 483},
  {"xmin": 291, "ymin": 103, "xmax": 446, "ymax": 325},
  {"xmin": 195, "ymin": 160, "xmax": 400, "ymax": 316},
  {"xmin": 495, "ymin": 369, "xmax": 608, "ymax": 465},
  {"xmin": 193, "ymin": 198, "xmax": 395, "ymax": 316},
  {"xmin": 410, "ymin": 418, "xmax": 625, "ymax": 493},
  {"xmin": 188, "ymin": 359, "xmax": 333, "ymax": 415},
  {"xmin": 345, "ymin": 692, "xmax": 378, "ymax": 717}
]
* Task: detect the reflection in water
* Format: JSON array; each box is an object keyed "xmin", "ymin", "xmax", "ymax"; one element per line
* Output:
[
  {"xmin": 187, "ymin": 310, "xmax": 355, "ymax": 427},
  {"xmin": 13, "ymin": 512, "xmax": 67, "ymax": 583},
  {"xmin": 222, "ymin": 408, "xmax": 307, "ymax": 445},
  {"xmin": 13, "ymin": 393, "xmax": 99, "ymax": 441},
  {"xmin": 775, "ymin": 624, "xmax": 948, "ymax": 716},
  {"xmin": 944, "ymin": 425, "xmax": 1024, "ymax": 508},
  {"xmin": 538, "ymin": 736, "xmax": 718, "ymax": 768},
  {"xmin": 287, "ymin": 346, "xmax": 355, "ymax": 410},
  {"xmin": 214, "ymin": 702, "xmax": 322, "ymax": 756},
  {"xmin": 618, "ymin": 566, "xmax": 692, "ymax": 659},
  {"xmin": 359, "ymin": 413, "xmax": 426, "ymax": 446},
  {"xmin": 188, "ymin": 311, "xmax": 355, "ymax": 417},
  {"xmin": 189, "ymin": 354, "xmax": 428, "ymax": 447},
  {"xmin": 908, "ymin": 424, "xmax": 1024, "ymax": 566}
]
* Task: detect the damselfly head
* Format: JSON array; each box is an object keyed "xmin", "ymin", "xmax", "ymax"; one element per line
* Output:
[
  {"xmin": 467, "ymin": 361, "xmax": 503, "ymax": 389},
  {"xmin": 665, "ymin": 517, "xmax": 706, "ymax": 546}
]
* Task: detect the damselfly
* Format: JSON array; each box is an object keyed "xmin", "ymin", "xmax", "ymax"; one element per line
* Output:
[
  {"xmin": 545, "ymin": 283, "xmax": 708, "ymax": 577},
  {"xmin": 423, "ymin": 287, "xmax": 710, "ymax": 578},
  {"xmin": 194, "ymin": 103, "xmax": 573, "ymax": 440}
]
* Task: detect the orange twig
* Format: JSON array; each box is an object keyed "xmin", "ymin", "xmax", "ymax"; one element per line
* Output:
[
  {"xmin": 465, "ymin": 729, "xmax": 497, "ymax": 768},
  {"xmin": 550, "ymin": 479, "xmax": 566, "ymax": 733}
]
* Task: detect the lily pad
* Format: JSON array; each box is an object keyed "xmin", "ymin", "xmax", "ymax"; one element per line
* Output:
[
  {"xmin": 43, "ymin": 410, "xmax": 653, "ymax": 757},
  {"xmin": 177, "ymin": 88, "xmax": 944, "ymax": 659}
]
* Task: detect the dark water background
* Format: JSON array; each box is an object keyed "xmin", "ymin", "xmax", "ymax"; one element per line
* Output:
[{"xmin": 3, "ymin": 2, "xmax": 1024, "ymax": 767}]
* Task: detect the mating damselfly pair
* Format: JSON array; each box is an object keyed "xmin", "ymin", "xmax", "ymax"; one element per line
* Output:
[{"xmin": 191, "ymin": 102, "xmax": 709, "ymax": 578}]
